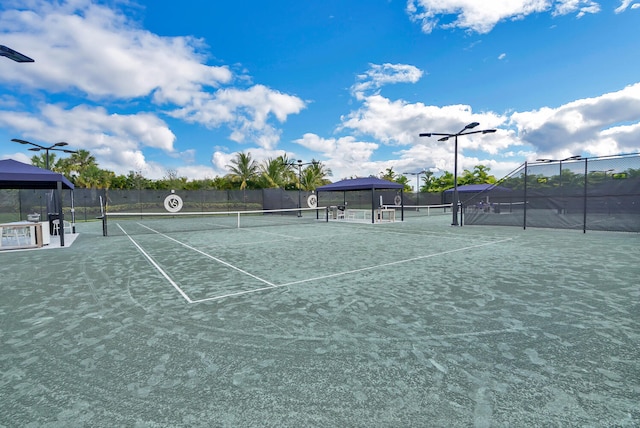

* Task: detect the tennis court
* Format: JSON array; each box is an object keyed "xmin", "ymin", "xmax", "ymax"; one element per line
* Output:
[{"xmin": 1, "ymin": 212, "xmax": 638, "ymax": 426}]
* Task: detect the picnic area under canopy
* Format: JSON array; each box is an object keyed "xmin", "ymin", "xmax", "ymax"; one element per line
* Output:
[
  {"xmin": 316, "ymin": 177, "xmax": 404, "ymax": 223},
  {"xmin": 0, "ymin": 159, "xmax": 74, "ymax": 246}
]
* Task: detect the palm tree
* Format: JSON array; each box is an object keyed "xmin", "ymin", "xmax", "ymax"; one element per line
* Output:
[
  {"xmin": 58, "ymin": 149, "xmax": 98, "ymax": 184},
  {"xmin": 30, "ymin": 152, "xmax": 58, "ymax": 170},
  {"xmin": 299, "ymin": 160, "xmax": 332, "ymax": 190},
  {"xmin": 260, "ymin": 155, "xmax": 295, "ymax": 188},
  {"xmin": 226, "ymin": 151, "xmax": 259, "ymax": 191}
]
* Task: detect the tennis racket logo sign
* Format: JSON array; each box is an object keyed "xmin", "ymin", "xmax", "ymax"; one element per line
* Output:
[{"xmin": 164, "ymin": 194, "xmax": 184, "ymax": 213}]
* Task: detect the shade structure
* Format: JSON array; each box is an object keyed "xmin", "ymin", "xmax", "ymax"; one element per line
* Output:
[
  {"xmin": 0, "ymin": 159, "xmax": 74, "ymax": 246},
  {"xmin": 316, "ymin": 177, "xmax": 404, "ymax": 223},
  {"xmin": 0, "ymin": 159, "xmax": 74, "ymax": 190}
]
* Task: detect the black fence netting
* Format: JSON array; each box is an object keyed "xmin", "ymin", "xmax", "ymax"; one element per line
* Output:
[
  {"xmin": 462, "ymin": 153, "xmax": 640, "ymax": 232},
  {"xmin": 0, "ymin": 188, "xmax": 320, "ymax": 222}
]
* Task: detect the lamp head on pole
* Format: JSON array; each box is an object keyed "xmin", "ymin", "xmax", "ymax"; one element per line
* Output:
[
  {"xmin": 465, "ymin": 122, "xmax": 480, "ymax": 130},
  {"xmin": 0, "ymin": 45, "xmax": 34, "ymax": 63}
]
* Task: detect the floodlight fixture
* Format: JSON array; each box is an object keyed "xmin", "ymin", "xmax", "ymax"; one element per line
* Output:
[
  {"xmin": 0, "ymin": 45, "xmax": 34, "ymax": 63},
  {"xmin": 11, "ymin": 138, "xmax": 77, "ymax": 170},
  {"xmin": 418, "ymin": 122, "xmax": 497, "ymax": 225}
]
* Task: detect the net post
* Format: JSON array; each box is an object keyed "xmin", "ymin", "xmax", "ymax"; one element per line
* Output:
[
  {"xmin": 102, "ymin": 214, "xmax": 108, "ymax": 236},
  {"xmin": 237, "ymin": 212, "xmax": 240, "ymax": 228},
  {"xmin": 99, "ymin": 195, "xmax": 108, "ymax": 236}
]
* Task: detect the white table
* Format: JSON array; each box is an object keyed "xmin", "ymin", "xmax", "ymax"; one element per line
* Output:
[
  {"xmin": 377, "ymin": 208, "xmax": 396, "ymax": 222},
  {"xmin": 0, "ymin": 221, "xmax": 44, "ymax": 250}
]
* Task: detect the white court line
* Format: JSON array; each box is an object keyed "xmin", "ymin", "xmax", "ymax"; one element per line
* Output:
[
  {"xmin": 137, "ymin": 223, "xmax": 276, "ymax": 287},
  {"xmin": 117, "ymin": 224, "xmax": 193, "ymax": 303},
  {"xmin": 278, "ymin": 237, "xmax": 514, "ymax": 287},
  {"xmin": 190, "ymin": 237, "xmax": 513, "ymax": 303},
  {"xmin": 237, "ymin": 227, "xmax": 305, "ymax": 241}
]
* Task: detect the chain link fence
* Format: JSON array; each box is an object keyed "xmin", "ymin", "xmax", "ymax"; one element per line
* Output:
[{"xmin": 462, "ymin": 153, "xmax": 640, "ymax": 232}]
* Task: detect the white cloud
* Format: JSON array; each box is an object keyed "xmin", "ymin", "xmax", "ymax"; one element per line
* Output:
[
  {"xmin": 407, "ymin": 0, "xmax": 601, "ymax": 34},
  {"xmin": 615, "ymin": 0, "xmax": 640, "ymax": 12},
  {"xmin": 314, "ymin": 64, "xmax": 640, "ymax": 179},
  {"xmin": 294, "ymin": 133, "xmax": 380, "ymax": 179},
  {"xmin": 170, "ymin": 84, "xmax": 306, "ymax": 149},
  {"xmin": 0, "ymin": 1, "xmax": 232, "ymax": 99},
  {"xmin": 0, "ymin": 0, "xmax": 306, "ymax": 174},
  {"xmin": 351, "ymin": 63, "xmax": 423, "ymax": 98},
  {"xmin": 0, "ymin": 103, "xmax": 177, "ymax": 177},
  {"xmin": 340, "ymin": 94, "xmax": 506, "ymax": 147},
  {"xmin": 498, "ymin": 53, "xmax": 507, "ymax": 60},
  {"xmin": 510, "ymin": 82, "xmax": 640, "ymax": 158}
]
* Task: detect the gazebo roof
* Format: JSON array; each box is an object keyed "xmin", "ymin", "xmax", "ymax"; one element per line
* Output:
[
  {"xmin": 317, "ymin": 176, "xmax": 403, "ymax": 192},
  {"xmin": 0, "ymin": 159, "xmax": 74, "ymax": 190}
]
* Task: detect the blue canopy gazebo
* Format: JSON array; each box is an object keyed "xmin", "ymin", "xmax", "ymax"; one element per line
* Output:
[
  {"xmin": 0, "ymin": 159, "xmax": 75, "ymax": 246},
  {"xmin": 316, "ymin": 176, "xmax": 404, "ymax": 223}
]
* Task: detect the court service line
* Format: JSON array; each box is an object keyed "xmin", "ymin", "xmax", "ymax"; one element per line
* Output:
[
  {"xmin": 139, "ymin": 223, "xmax": 276, "ymax": 288},
  {"xmin": 279, "ymin": 237, "xmax": 514, "ymax": 287},
  {"xmin": 190, "ymin": 237, "xmax": 513, "ymax": 304},
  {"xmin": 117, "ymin": 224, "xmax": 193, "ymax": 303}
]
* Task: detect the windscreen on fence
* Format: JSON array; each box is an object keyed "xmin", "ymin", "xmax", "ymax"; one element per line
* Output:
[{"xmin": 462, "ymin": 153, "xmax": 640, "ymax": 232}]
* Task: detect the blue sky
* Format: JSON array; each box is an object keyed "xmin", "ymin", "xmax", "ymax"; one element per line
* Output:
[{"xmin": 1, "ymin": 0, "xmax": 639, "ymax": 186}]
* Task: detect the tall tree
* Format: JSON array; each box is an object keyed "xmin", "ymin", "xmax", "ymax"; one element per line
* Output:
[
  {"xmin": 419, "ymin": 171, "xmax": 436, "ymax": 192},
  {"xmin": 259, "ymin": 155, "xmax": 295, "ymax": 188},
  {"xmin": 380, "ymin": 167, "xmax": 411, "ymax": 192},
  {"xmin": 30, "ymin": 152, "xmax": 59, "ymax": 170},
  {"xmin": 225, "ymin": 151, "xmax": 259, "ymax": 190},
  {"xmin": 58, "ymin": 149, "xmax": 98, "ymax": 185},
  {"xmin": 300, "ymin": 160, "xmax": 332, "ymax": 190}
]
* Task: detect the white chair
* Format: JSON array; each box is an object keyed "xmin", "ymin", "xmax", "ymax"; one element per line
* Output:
[
  {"xmin": 52, "ymin": 219, "xmax": 73, "ymax": 235},
  {"xmin": 1, "ymin": 225, "xmax": 30, "ymax": 246}
]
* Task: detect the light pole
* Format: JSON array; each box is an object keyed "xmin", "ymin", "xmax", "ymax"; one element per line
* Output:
[
  {"xmin": 295, "ymin": 159, "xmax": 318, "ymax": 217},
  {"xmin": 12, "ymin": 138, "xmax": 78, "ymax": 240},
  {"xmin": 0, "ymin": 45, "xmax": 34, "ymax": 62},
  {"xmin": 403, "ymin": 169, "xmax": 427, "ymax": 209},
  {"xmin": 419, "ymin": 122, "xmax": 496, "ymax": 225},
  {"xmin": 12, "ymin": 139, "xmax": 77, "ymax": 169},
  {"xmin": 536, "ymin": 155, "xmax": 581, "ymax": 214},
  {"xmin": 536, "ymin": 155, "xmax": 582, "ymax": 185}
]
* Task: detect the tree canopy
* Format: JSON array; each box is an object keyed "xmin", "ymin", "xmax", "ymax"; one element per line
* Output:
[
  {"xmin": 31, "ymin": 149, "xmax": 333, "ymax": 191},
  {"xmin": 381, "ymin": 165, "xmax": 498, "ymax": 193}
]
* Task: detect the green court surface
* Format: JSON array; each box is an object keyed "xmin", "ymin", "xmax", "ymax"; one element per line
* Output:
[{"xmin": 1, "ymin": 215, "xmax": 638, "ymax": 427}]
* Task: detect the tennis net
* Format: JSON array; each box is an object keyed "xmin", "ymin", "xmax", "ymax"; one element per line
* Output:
[
  {"xmin": 400, "ymin": 204, "xmax": 452, "ymax": 218},
  {"xmin": 102, "ymin": 206, "xmax": 328, "ymax": 236}
]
